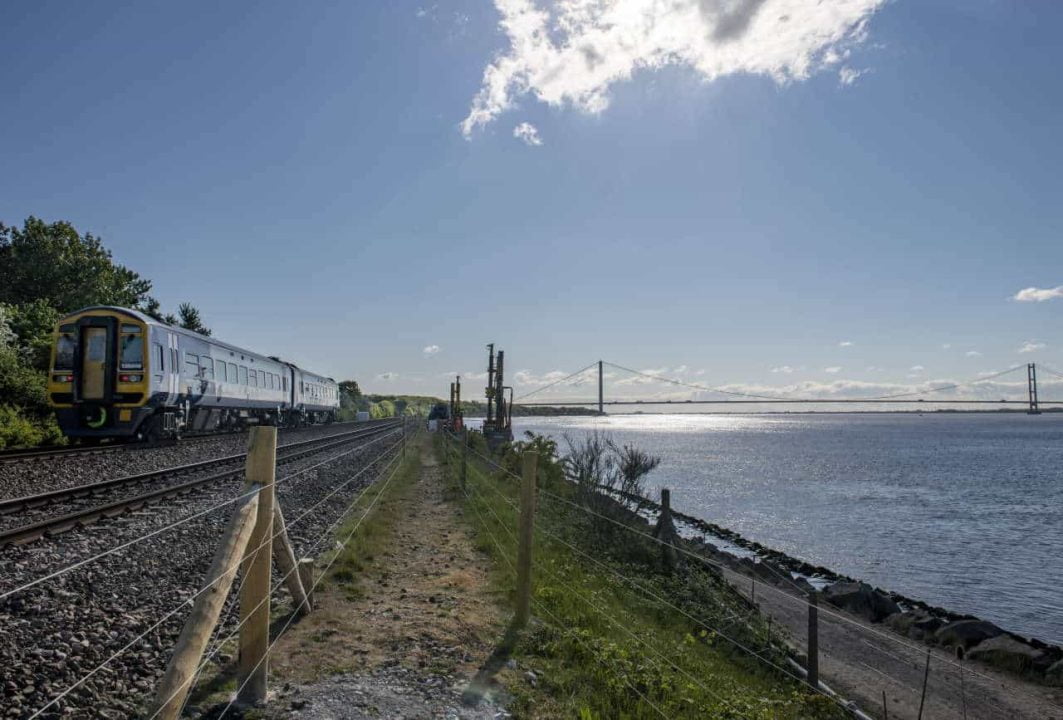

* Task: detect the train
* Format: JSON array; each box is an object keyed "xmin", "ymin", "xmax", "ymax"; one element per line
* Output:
[{"xmin": 47, "ymin": 306, "xmax": 340, "ymax": 441}]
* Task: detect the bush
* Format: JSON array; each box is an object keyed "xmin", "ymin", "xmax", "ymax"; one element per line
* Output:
[{"xmin": 0, "ymin": 405, "xmax": 63, "ymax": 449}]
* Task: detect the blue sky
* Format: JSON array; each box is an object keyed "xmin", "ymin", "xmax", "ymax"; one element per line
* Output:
[{"xmin": 2, "ymin": 0, "xmax": 1061, "ymax": 403}]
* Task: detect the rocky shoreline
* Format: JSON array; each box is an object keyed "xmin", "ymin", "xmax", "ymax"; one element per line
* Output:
[{"xmin": 614, "ymin": 487, "xmax": 1063, "ymax": 687}]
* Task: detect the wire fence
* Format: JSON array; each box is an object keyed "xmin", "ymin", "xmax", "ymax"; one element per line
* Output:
[
  {"xmin": 440, "ymin": 429, "xmax": 1063, "ymax": 720},
  {"xmin": 12, "ymin": 424, "xmax": 410, "ymax": 719}
]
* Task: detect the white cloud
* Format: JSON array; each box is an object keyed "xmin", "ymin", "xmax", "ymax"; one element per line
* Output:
[
  {"xmin": 771, "ymin": 366, "xmax": 794, "ymax": 374},
  {"xmin": 910, "ymin": 365, "xmax": 925, "ymax": 372},
  {"xmin": 838, "ymin": 66, "xmax": 865, "ymax": 85},
  {"xmin": 965, "ymin": 350, "xmax": 981, "ymax": 357},
  {"xmin": 838, "ymin": 341, "xmax": 854, "ymax": 347},
  {"xmin": 462, "ymin": 0, "xmax": 884, "ymax": 136},
  {"xmin": 673, "ymin": 365, "xmax": 688, "ymax": 374},
  {"xmin": 613, "ymin": 367, "xmax": 670, "ymax": 386},
  {"xmin": 376, "ymin": 372, "xmax": 399, "ymax": 381},
  {"xmin": 1018, "ymin": 341, "xmax": 1045, "ymax": 354},
  {"xmin": 422, "ymin": 344, "xmax": 441, "ymax": 357},
  {"xmin": 941, "ymin": 344, "xmax": 951, "ymax": 350},
  {"xmin": 513, "ymin": 121, "xmax": 543, "ymax": 146},
  {"xmin": 514, "ymin": 369, "xmax": 587, "ymax": 387},
  {"xmin": 824, "ymin": 366, "xmax": 842, "ymax": 374},
  {"xmin": 1013, "ymin": 286, "xmax": 1063, "ymax": 302}
]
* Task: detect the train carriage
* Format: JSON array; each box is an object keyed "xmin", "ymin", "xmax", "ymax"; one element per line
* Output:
[{"xmin": 48, "ymin": 306, "xmax": 339, "ymax": 441}]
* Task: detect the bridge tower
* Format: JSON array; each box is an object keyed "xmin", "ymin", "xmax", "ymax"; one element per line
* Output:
[
  {"xmin": 1027, "ymin": 363, "xmax": 1041, "ymax": 415},
  {"xmin": 598, "ymin": 360, "xmax": 604, "ymax": 414}
]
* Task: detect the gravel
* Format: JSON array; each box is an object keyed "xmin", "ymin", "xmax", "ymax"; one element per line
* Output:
[
  {"xmin": 0, "ymin": 426, "xmax": 405, "ymax": 719},
  {"xmin": 0, "ymin": 422, "xmax": 373, "ymax": 501},
  {"xmin": 245, "ymin": 667, "xmax": 511, "ymax": 720}
]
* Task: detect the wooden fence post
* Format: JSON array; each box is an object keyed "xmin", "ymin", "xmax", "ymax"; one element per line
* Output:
[
  {"xmin": 461, "ymin": 427, "xmax": 469, "ymax": 489},
  {"xmin": 271, "ymin": 501, "xmax": 309, "ymax": 616},
  {"xmin": 298, "ymin": 558, "xmax": 315, "ymax": 610},
  {"xmin": 515, "ymin": 451, "xmax": 538, "ymax": 628},
  {"xmin": 652, "ymin": 487, "xmax": 678, "ymax": 572},
  {"xmin": 917, "ymin": 649, "xmax": 931, "ymax": 720},
  {"xmin": 807, "ymin": 591, "xmax": 819, "ymax": 690},
  {"xmin": 151, "ymin": 487, "xmax": 261, "ymax": 719},
  {"xmin": 237, "ymin": 426, "xmax": 276, "ymax": 706}
]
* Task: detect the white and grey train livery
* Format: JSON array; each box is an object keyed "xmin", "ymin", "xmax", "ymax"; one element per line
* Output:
[{"xmin": 48, "ymin": 306, "xmax": 340, "ymax": 440}]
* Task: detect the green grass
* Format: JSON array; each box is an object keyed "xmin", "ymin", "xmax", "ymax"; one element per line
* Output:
[
  {"xmin": 437, "ymin": 434, "xmax": 847, "ymax": 720},
  {"xmin": 322, "ymin": 444, "xmax": 422, "ymax": 599}
]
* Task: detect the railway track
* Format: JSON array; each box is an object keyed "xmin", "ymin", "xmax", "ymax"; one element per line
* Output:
[
  {"xmin": 0, "ymin": 420, "xmax": 366, "ymax": 465},
  {"xmin": 0, "ymin": 420, "xmax": 402, "ymax": 547}
]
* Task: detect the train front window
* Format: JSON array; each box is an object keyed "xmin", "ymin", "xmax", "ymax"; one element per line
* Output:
[
  {"xmin": 120, "ymin": 333, "xmax": 144, "ymax": 370},
  {"xmin": 55, "ymin": 328, "xmax": 77, "ymax": 370}
]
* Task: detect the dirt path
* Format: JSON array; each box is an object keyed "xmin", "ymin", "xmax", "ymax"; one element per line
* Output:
[
  {"xmin": 722, "ymin": 572, "xmax": 1063, "ymax": 720},
  {"xmin": 261, "ymin": 436, "xmax": 511, "ymax": 719}
]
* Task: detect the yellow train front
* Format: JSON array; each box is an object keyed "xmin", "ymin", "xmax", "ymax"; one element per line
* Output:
[
  {"xmin": 48, "ymin": 307, "xmax": 157, "ymax": 440},
  {"xmin": 48, "ymin": 306, "xmax": 339, "ymax": 441}
]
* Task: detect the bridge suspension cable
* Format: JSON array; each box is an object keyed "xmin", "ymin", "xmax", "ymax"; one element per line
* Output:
[
  {"xmin": 514, "ymin": 362, "xmax": 599, "ymax": 401},
  {"xmin": 514, "ymin": 360, "xmax": 1048, "ymax": 406}
]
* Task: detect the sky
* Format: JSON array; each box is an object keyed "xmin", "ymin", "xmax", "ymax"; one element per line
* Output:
[{"xmin": 2, "ymin": 0, "xmax": 1062, "ymax": 406}]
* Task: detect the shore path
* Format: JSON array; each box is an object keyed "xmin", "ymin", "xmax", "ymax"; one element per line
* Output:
[
  {"xmin": 262, "ymin": 436, "xmax": 510, "ymax": 719},
  {"xmin": 723, "ymin": 570, "xmax": 1063, "ymax": 720}
]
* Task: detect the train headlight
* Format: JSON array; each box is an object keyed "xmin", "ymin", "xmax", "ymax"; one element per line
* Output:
[{"xmin": 119, "ymin": 374, "xmax": 143, "ymax": 383}]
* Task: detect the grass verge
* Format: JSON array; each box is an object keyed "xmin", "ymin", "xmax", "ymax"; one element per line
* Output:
[
  {"xmin": 437, "ymin": 433, "xmax": 847, "ymax": 720},
  {"xmin": 320, "ymin": 442, "xmax": 422, "ymax": 599}
]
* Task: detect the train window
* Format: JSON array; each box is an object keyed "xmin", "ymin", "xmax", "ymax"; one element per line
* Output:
[
  {"xmin": 184, "ymin": 353, "xmax": 199, "ymax": 376},
  {"xmin": 268, "ymin": 374, "xmax": 275, "ymax": 390},
  {"xmin": 55, "ymin": 332, "xmax": 77, "ymax": 370},
  {"xmin": 283, "ymin": 376, "xmax": 288, "ymax": 392},
  {"xmin": 202, "ymin": 360, "xmax": 214, "ymax": 380},
  {"xmin": 228, "ymin": 362, "xmax": 238, "ymax": 382},
  {"xmin": 249, "ymin": 370, "xmax": 257, "ymax": 387},
  {"xmin": 215, "ymin": 359, "xmax": 225, "ymax": 382},
  {"xmin": 86, "ymin": 332, "xmax": 106, "ymax": 363},
  {"xmin": 239, "ymin": 365, "xmax": 248, "ymax": 385},
  {"xmin": 153, "ymin": 343, "xmax": 164, "ymax": 371},
  {"xmin": 120, "ymin": 333, "xmax": 144, "ymax": 370},
  {"xmin": 121, "ymin": 324, "xmax": 141, "ymax": 334}
]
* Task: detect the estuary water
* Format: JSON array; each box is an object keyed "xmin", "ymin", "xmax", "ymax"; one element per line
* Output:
[{"xmin": 511, "ymin": 413, "xmax": 1063, "ymax": 644}]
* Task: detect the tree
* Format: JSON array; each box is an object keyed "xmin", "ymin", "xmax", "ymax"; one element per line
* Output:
[
  {"xmin": 0, "ymin": 306, "xmax": 62, "ymax": 448},
  {"xmin": 140, "ymin": 297, "xmax": 211, "ymax": 335},
  {"xmin": 176, "ymin": 302, "xmax": 211, "ymax": 335},
  {"xmin": 0, "ymin": 217, "xmax": 152, "ymax": 313}
]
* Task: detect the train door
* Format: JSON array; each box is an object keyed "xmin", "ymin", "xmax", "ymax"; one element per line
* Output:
[
  {"xmin": 75, "ymin": 316, "xmax": 116, "ymax": 404},
  {"xmin": 166, "ymin": 332, "xmax": 180, "ymax": 405},
  {"xmin": 81, "ymin": 327, "xmax": 108, "ymax": 400}
]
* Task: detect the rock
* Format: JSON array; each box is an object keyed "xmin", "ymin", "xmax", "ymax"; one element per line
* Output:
[
  {"xmin": 290, "ymin": 698, "xmax": 308, "ymax": 710},
  {"xmin": 822, "ymin": 582, "xmax": 900, "ymax": 623},
  {"xmin": 885, "ymin": 610, "xmax": 944, "ymax": 641},
  {"xmin": 967, "ymin": 635, "xmax": 1052, "ymax": 674},
  {"xmin": 935, "ymin": 619, "xmax": 1004, "ymax": 651},
  {"xmin": 523, "ymin": 670, "xmax": 538, "ymax": 688},
  {"xmin": 1047, "ymin": 659, "xmax": 1063, "ymax": 687}
]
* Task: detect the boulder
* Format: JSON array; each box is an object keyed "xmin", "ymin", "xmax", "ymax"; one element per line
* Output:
[
  {"xmin": 1047, "ymin": 659, "xmax": 1063, "ymax": 687},
  {"xmin": 935, "ymin": 619, "xmax": 1003, "ymax": 651},
  {"xmin": 887, "ymin": 610, "xmax": 946, "ymax": 641},
  {"xmin": 822, "ymin": 582, "xmax": 900, "ymax": 623},
  {"xmin": 751, "ymin": 559, "xmax": 791, "ymax": 586},
  {"xmin": 966, "ymin": 634, "xmax": 1051, "ymax": 674},
  {"xmin": 790, "ymin": 576, "xmax": 817, "ymax": 596}
]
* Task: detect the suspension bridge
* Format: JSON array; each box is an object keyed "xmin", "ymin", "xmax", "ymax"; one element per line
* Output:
[{"xmin": 514, "ymin": 361, "xmax": 1063, "ymax": 415}]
